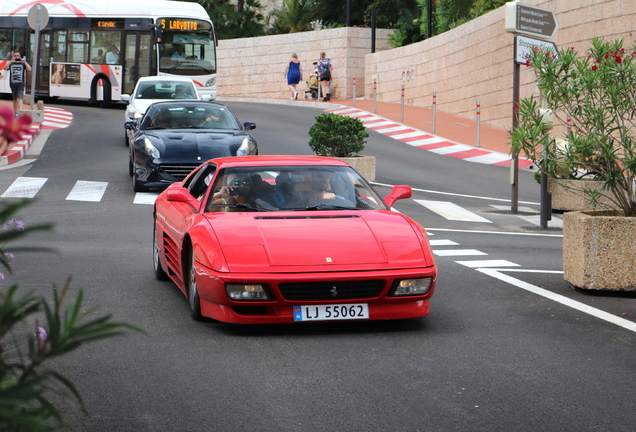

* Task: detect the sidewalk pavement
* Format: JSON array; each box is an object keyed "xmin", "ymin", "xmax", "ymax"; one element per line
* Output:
[
  {"xmin": 0, "ymin": 100, "xmax": 42, "ymax": 167},
  {"xmin": 324, "ymin": 98, "xmax": 534, "ymax": 168}
]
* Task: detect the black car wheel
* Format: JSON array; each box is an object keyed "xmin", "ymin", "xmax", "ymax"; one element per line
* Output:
[
  {"xmin": 153, "ymin": 223, "xmax": 169, "ymax": 281},
  {"xmin": 128, "ymin": 151, "xmax": 134, "ymax": 177},
  {"xmin": 124, "ymin": 130, "xmax": 129, "ymax": 146},
  {"xmin": 188, "ymin": 247, "xmax": 202, "ymax": 320},
  {"xmin": 133, "ymin": 173, "xmax": 147, "ymax": 192}
]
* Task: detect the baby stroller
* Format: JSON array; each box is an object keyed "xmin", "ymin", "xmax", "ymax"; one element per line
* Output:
[{"xmin": 304, "ymin": 71, "xmax": 319, "ymax": 100}]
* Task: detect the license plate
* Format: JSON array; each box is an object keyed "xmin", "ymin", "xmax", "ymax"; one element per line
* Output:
[{"xmin": 293, "ymin": 304, "xmax": 369, "ymax": 321}]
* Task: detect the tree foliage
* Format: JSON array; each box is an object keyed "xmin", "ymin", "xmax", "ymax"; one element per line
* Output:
[{"xmin": 268, "ymin": 0, "xmax": 317, "ymax": 34}]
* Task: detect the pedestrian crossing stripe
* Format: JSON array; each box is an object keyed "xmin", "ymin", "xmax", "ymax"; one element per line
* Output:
[
  {"xmin": 1, "ymin": 177, "xmax": 48, "ymax": 198},
  {"xmin": 414, "ymin": 199, "xmax": 492, "ymax": 223},
  {"xmin": 66, "ymin": 181, "xmax": 108, "ymax": 202}
]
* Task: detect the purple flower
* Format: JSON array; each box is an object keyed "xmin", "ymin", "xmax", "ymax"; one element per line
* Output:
[
  {"xmin": 0, "ymin": 272, "xmax": 4, "ymax": 281},
  {"xmin": 4, "ymin": 252, "xmax": 14, "ymax": 261},
  {"xmin": 36, "ymin": 326, "xmax": 48, "ymax": 341},
  {"xmin": 2, "ymin": 219, "xmax": 25, "ymax": 231}
]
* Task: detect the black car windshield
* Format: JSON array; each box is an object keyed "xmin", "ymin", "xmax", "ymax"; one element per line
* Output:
[
  {"xmin": 204, "ymin": 165, "xmax": 388, "ymax": 212},
  {"xmin": 134, "ymin": 80, "xmax": 197, "ymax": 100},
  {"xmin": 142, "ymin": 104, "xmax": 240, "ymax": 130}
]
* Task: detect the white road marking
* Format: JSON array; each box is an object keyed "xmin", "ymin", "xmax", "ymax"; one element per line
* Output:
[
  {"xmin": 1, "ymin": 177, "xmax": 48, "ymax": 198},
  {"xmin": 133, "ymin": 192, "xmax": 160, "ymax": 205},
  {"xmin": 478, "ymin": 268, "xmax": 636, "ymax": 333},
  {"xmin": 455, "ymin": 260, "xmax": 520, "ymax": 268},
  {"xmin": 490, "ymin": 204, "xmax": 538, "ymax": 213},
  {"xmin": 517, "ymin": 214, "xmax": 564, "ymax": 228},
  {"xmin": 434, "ymin": 249, "xmax": 488, "ymax": 257},
  {"xmin": 415, "ymin": 200, "xmax": 492, "ymax": 223},
  {"xmin": 66, "ymin": 181, "xmax": 108, "ymax": 202},
  {"xmin": 429, "ymin": 239, "xmax": 459, "ymax": 246}
]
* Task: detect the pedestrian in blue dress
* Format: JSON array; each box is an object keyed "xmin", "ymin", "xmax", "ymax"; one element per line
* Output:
[{"xmin": 285, "ymin": 53, "xmax": 303, "ymax": 100}]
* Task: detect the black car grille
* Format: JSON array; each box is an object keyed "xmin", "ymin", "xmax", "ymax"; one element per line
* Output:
[
  {"xmin": 160, "ymin": 164, "xmax": 200, "ymax": 179},
  {"xmin": 278, "ymin": 280, "xmax": 386, "ymax": 301}
]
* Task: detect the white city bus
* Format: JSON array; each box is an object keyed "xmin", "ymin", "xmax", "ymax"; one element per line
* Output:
[{"xmin": 0, "ymin": 0, "xmax": 217, "ymax": 106}]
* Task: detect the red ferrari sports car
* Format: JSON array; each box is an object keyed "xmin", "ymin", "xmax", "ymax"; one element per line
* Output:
[{"xmin": 153, "ymin": 155, "xmax": 437, "ymax": 324}]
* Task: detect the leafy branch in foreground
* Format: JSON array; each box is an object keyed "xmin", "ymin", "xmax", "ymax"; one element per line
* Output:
[{"xmin": 0, "ymin": 110, "xmax": 146, "ymax": 430}]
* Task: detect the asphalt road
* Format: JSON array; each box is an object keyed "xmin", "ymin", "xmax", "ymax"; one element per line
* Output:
[{"xmin": 1, "ymin": 100, "xmax": 635, "ymax": 431}]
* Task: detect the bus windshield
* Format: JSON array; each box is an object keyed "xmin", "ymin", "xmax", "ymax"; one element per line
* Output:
[{"xmin": 159, "ymin": 18, "xmax": 216, "ymax": 76}]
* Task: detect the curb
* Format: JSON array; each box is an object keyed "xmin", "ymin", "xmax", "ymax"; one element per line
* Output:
[{"xmin": 0, "ymin": 122, "xmax": 42, "ymax": 167}]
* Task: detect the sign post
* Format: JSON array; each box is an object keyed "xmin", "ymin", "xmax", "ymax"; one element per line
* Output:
[
  {"xmin": 27, "ymin": 3, "xmax": 49, "ymax": 110},
  {"xmin": 505, "ymin": 1, "xmax": 558, "ymax": 217}
]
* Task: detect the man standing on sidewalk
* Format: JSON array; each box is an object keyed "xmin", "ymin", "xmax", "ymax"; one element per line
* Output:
[{"xmin": 3, "ymin": 50, "xmax": 32, "ymax": 117}]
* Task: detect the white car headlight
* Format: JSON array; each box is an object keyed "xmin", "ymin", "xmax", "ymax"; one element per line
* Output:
[
  {"xmin": 144, "ymin": 138, "xmax": 160, "ymax": 159},
  {"xmin": 389, "ymin": 278, "xmax": 433, "ymax": 296},
  {"xmin": 226, "ymin": 284, "xmax": 271, "ymax": 301},
  {"xmin": 127, "ymin": 106, "xmax": 142, "ymax": 120}
]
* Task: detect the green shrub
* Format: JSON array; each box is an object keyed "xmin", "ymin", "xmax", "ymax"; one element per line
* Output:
[{"xmin": 308, "ymin": 113, "xmax": 369, "ymax": 157}]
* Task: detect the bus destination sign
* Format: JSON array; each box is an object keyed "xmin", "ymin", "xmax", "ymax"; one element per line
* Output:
[{"xmin": 159, "ymin": 19, "xmax": 198, "ymax": 31}]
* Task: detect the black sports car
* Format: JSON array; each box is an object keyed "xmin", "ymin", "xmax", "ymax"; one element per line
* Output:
[{"xmin": 126, "ymin": 101, "xmax": 258, "ymax": 192}]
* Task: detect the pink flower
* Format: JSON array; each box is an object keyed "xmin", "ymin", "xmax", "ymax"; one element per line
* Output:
[{"xmin": 0, "ymin": 108, "xmax": 32, "ymax": 144}]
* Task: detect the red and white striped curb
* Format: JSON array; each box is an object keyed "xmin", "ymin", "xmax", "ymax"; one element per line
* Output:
[
  {"xmin": 326, "ymin": 106, "xmax": 533, "ymax": 168},
  {"xmin": 0, "ymin": 107, "xmax": 73, "ymax": 167},
  {"xmin": 42, "ymin": 107, "xmax": 73, "ymax": 130}
]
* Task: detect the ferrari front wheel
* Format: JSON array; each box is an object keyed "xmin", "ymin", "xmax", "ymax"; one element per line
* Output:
[
  {"xmin": 153, "ymin": 223, "xmax": 169, "ymax": 281},
  {"xmin": 188, "ymin": 247, "xmax": 203, "ymax": 320}
]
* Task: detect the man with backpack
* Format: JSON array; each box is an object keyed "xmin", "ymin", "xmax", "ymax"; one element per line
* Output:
[{"xmin": 317, "ymin": 51, "xmax": 333, "ymax": 102}]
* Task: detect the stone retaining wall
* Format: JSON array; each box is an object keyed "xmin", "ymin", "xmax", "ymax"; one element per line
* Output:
[{"xmin": 218, "ymin": 0, "xmax": 635, "ymax": 129}]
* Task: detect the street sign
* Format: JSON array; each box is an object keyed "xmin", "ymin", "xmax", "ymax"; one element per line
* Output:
[
  {"xmin": 27, "ymin": 3, "xmax": 49, "ymax": 31},
  {"xmin": 515, "ymin": 35, "xmax": 558, "ymax": 65},
  {"xmin": 505, "ymin": 2, "xmax": 559, "ymax": 40}
]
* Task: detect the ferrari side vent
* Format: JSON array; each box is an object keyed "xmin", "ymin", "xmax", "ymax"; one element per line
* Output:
[
  {"xmin": 278, "ymin": 280, "xmax": 386, "ymax": 301},
  {"xmin": 163, "ymin": 234, "xmax": 181, "ymax": 279}
]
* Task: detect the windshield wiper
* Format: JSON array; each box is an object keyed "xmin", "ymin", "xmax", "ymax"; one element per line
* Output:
[{"xmin": 304, "ymin": 203, "xmax": 356, "ymax": 211}]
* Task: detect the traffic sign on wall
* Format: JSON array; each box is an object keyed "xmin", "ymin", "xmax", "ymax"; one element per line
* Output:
[{"xmin": 505, "ymin": 1, "xmax": 559, "ymax": 40}]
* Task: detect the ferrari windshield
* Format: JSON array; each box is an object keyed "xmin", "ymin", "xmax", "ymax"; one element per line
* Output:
[
  {"xmin": 204, "ymin": 165, "xmax": 388, "ymax": 212},
  {"xmin": 141, "ymin": 103, "xmax": 240, "ymax": 130}
]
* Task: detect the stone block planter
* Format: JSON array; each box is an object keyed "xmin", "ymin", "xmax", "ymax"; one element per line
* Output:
[
  {"xmin": 335, "ymin": 155, "xmax": 376, "ymax": 181},
  {"xmin": 563, "ymin": 210, "xmax": 636, "ymax": 291},
  {"xmin": 548, "ymin": 178, "xmax": 617, "ymax": 212}
]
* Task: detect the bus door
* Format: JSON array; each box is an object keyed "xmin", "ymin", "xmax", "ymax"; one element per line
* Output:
[
  {"xmin": 123, "ymin": 32, "xmax": 152, "ymax": 94},
  {"xmin": 35, "ymin": 31, "xmax": 51, "ymax": 94}
]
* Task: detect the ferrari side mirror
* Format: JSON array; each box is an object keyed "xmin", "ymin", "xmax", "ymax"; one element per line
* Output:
[{"xmin": 383, "ymin": 185, "xmax": 412, "ymax": 208}]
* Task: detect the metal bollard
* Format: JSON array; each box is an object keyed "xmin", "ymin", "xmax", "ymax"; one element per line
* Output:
[
  {"xmin": 432, "ymin": 91, "xmax": 437, "ymax": 134},
  {"xmin": 352, "ymin": 76, "xmax": 356, "ymax": 107},
  {"xmin": 476, "ymin": 99, "xmax": 481, "ymax": 148},
  {"xmin": 400, "ymin": 84, "xmax": 405, "ymax": 123},
  {"xmin": 373, "ymin": 78, "xmax": 377, "ymax": 113}
]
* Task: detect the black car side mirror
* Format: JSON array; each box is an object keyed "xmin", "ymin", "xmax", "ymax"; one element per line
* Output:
[
  {"xmin": 243, "ymin": 121, "xmax": 256, "ymax": 131},
  {"xmin": 124, "ymin": 121, "xmax": 137, "ymax": 130}
]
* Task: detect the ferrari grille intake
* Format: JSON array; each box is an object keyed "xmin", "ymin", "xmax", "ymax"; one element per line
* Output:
[
  {"xmin": 160, "ymin": 164, "xmax": 200, "ymax": 179},
  {"xmin": 278, "ymin": 280, "xmax": 385, "ymax": 301}
]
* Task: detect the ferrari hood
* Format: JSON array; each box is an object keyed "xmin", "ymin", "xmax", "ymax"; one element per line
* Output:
[
  {"xmin": 206, "ymin": 211, "xmax": 431, "ymax": 272},
  {"xmin": 149, "ymin": 130, "xmax": 242, "ymax": 159}
]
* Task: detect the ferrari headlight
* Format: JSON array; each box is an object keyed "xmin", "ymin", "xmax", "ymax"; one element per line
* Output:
[
  {"xmin": 144, "ymin": 138, "xmax": 160, "ymax": 159},
  {"xmin": 236, "ymin": 137, "xmax": 250, "ymax": 156},
  {"xmin": 389, "ymin": 278, "xmax": 432, "ymax": 296},
  {"xmin": 205, "ymin": 77, "xmax": 216, "ymax": 87},
  {"xmin": 226, "ymin": 284, "xmax": 271, "ymax": 301}
]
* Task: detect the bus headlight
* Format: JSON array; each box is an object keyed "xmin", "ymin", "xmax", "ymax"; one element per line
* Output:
[{"xmin": 205, "ymin": 77, "xmax": 216, "ymax": 87}]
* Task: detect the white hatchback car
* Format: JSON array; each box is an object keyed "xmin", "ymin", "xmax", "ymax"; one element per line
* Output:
[{"xmin": 121, "ymin": 76, "xmax": 211, "ymax": 145}]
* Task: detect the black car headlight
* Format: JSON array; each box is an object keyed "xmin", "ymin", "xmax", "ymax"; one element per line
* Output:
[
  {"xmin": 144, "ymin": 138, "xmax": 160, "ymax": 159},
  {"xmin": 389, "ymin": 278, "xmax": 433, "ymax": 296},
  {"xmin": 236, "ymin": 137, "xmax": 250, "ymax": 156},
  {"xmin": 226, "ymin": 284, "xmax": 272, "ymax": 301}
]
